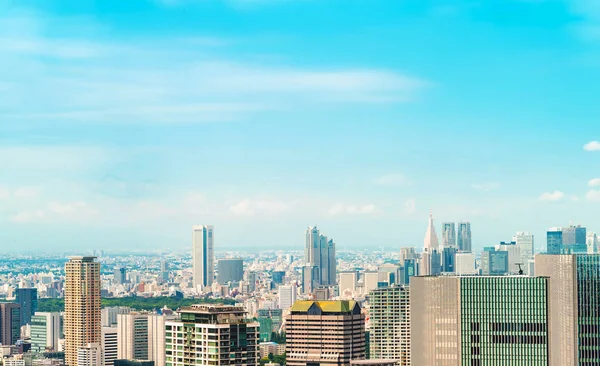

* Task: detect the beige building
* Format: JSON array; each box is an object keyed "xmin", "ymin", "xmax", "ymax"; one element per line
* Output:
[
  {"xmin": 286, "ymin": 300, "xmax": 366, "ymax": 366},
  {"xmin": 77, "ymin": 343, "xmax": 103, "ymax": 366},
  {"xmin": 102, "ymin": 327, "xmax": 118, "ymax": 366},
  {"xmin": 64, "ymin": 256, "xmax": 101, "ymax": 366},
  {"xmin": 351, "ymin": 361, "xmax": 398, "ymax": 366},
  {"xmin": 117, "ymin": 313, "xmax": 173, "ymax": 366}
]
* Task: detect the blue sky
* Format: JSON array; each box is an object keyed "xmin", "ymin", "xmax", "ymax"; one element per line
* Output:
[{"xmin": 1, "ymin": 0, "xmax": 599, "ymax": 253}]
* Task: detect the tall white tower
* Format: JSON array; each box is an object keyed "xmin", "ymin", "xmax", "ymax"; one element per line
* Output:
[{"xmin": 192, "ymin": 225, "xmax": 214, "ymax": 290}]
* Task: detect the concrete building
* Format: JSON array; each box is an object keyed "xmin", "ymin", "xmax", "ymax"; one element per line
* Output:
[
  {"xmin": 147, "ymin": 314, "xmax": 174, "ymax": 366},
  {"xmin": 480, "ymin": 247, "xmax": 508, "ymax": 275},
  {"xmin": 547, "ymin": 225, "xmax": 587, "ymax": 254},
  {"xmin": 30, "ymin": 312, "xmax": 61, "ymax": 352},
  {"xmin": 513, "ymin": 232, "xmax": 534, "ymax": 272},
  {"xmin": 15, "ymin": 288, "xmax": 38, "ymax": 326},
  {"xmin": 495, "ymin": 241, "xmax": 522, "ymax": 274},
  {"xmin": 457, "ymin": 222, "xmax": 472, "ymax": 252},
  {"xmin": 286, "ymin": 300, "xmax": 366, "ymax": 366},
  {"xmin": 216, "ymin": 259, "xmax": 243, "ymax": 284},
  {"xmin": 441, "ymin": 222, "xmax": 456, "ymax": 249},
  {"xmin": 165, "ymin": 305, "xmax": 259, "ymax": 366},
  {"xmin": 117, "ymin": 313, "xmax": 149, "ymax": 361},
  {"xmin": 0, "ymin": 303, "xmax": 21, "ymax": 345},
  {"xmin": 278, "ymin": 285, "xmax": 297, "ymax": 311},
  {"xmin": 101, "ymin": 307, "xmax": 131, "ymax": 328},
  {"xmin": 301, "ymin": 266, "xmax": 320, "ymax": 294},
  {"xmin": 102, "ymin": 327, "xmax": 118, "ymax": 366},
  {"xmin": 64, "ymin": 256, "xmax": 102, "ymax": 366},
  {"xmin": 536, "ymin": 254, "xmax": 600, "ymax": 365},
  {"xmin": 363, "ymin": 272, "xmax": 379, "ymax": 294},
  {"xmin": 113, "ymin": 268, "xmax": 126, "ymax": 285},
  {"xmin": 369, "ymin": 286, "xmax": 410, "ymax": 365},
  {"xmin": 411, "ymin": 276, "xmax": 549, "ymax": 366},
  {"xmin": 77, "ymin": 343, "xmax": 103, "ymax": 366},
  {"xmin": 587, "ymin": 232, "xmax": 598, "ymax": 254},
  {"xmin": 351, "ymin": 361, "xmax": 398, "ymax": 366},
  {"xmin": 339, "ymin": 272, "xmax": 358, "ymax": 296},
  {"xmin": 305, "ymin": 226, "xmax": 337, "ymax": 287},
  {"xmin": 192, "ymin": 225, "xmax": 214, "ymax": 291}
]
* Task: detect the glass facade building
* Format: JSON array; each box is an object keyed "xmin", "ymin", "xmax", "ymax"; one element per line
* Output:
[{"xmin": 369, "ymin": 286, "xmax": 410, "ymax": 365}]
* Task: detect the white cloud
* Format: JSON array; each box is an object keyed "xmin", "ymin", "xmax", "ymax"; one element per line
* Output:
[
  {"xmin": 583, "ymin": 141, "xmax": 600, "ymax": 151},
  {"xmin": 571, "ymin": 195, "xmax": 581, "ymax": 202},
  {"xmin": 328, "ymin": 203, "xmax": 378, "ymax": 216},
  {"xmin": 539, "ymin": 190, "xmax": 565, "ymax": 202},
  {"xmin": 374, "ymin": 173, "xmax": 407, "ymax": 186},
  {"xmin": 471, "ymin": 182, "xmax": 501, "ymax": 192},
  {"xmin": 589, "ymin": 178, "xmax": 600, "ymax": 187},
  {"xmin": 0, "ymin": 186, "xmax": 9, "ymax": 200},
  {"xmin": 10, "ymin": 201, "xmax": 97, "ymax": 223},
  {"xmin": 229, "ymin": 199, "xmax": 291, "ymax": 216},
  {"xmin": 13, "ymin": 186, "xmax": 41, "ymax": 199},
  {"xmin": 586, "ymin": 190, "xmax": 600, "ymax": 201},
  {"xmin": 404, "ymin": 198, "xmax": 416, "ymax": 214}
]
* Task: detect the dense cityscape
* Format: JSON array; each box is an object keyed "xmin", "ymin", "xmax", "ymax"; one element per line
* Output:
[{"xmin": 0, "ymin": 214, "xmax": 599, "ymax": 365}]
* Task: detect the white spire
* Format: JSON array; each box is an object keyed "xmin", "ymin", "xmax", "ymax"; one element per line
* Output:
[{"xmin": 424, "ymin": 209, "xmax": 439, "ymax": 252}]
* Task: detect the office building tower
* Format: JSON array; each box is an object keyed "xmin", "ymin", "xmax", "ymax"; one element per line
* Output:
[
  {"xmin": 64, "ymin": 256, "xmax": 101, "ymax": 366},
  {"xmin": 369, "ymin": 286, "xmax": 410, "ymax": 365},
  {"xmin": 0, "ymin": 303, "xmax": 21, "ymax": 345},
  {"xmin": 441, "ymin": 247, "xmax": 456, "ymax": 273},
  {"xmin": 117, "ymin": 314, "xmax": 148, "ymax": 361},
  {"xmin": 399, "ymin": 260, "xmax": 416, "ymax": 285},
  {"xmin": 495, "ymin": 241, "xmax": 522, "ymax": 274},
  {"xmin": 399, "ymin": 247, "xmax": 417, "ymax": 264},
  {"xmin": 148, "ymin": 314, "xmax": 175, "ymax": 366},
  {"xmin": 113, "ymin": 268, "xmax": 126, "ymax": 285},
  {"xmin": 286, "ymin": 301, "xmax": 366, "ymax": 366},
  {"xmin": 247, "ymin": 271, "xmax": 258, "ymax": 293},
  {"xmin": 454, "ymin": 252, "xmax": 476, "ymax": 275},
  {"xmin": 305, "ymin": 226, "xmax": 336, "ymax": 286},
  {"xmin": 77, "ymin": 344, "xmax": 103, "ymax": 366},
  {"xmin": 192, "ymin": 225, "xmax": 214, "ymax": 290},
  {"xmin": 301, "ymin": 266, "xmax": 320, "ymax": 294},
  {"xmin": 102, "ymin": 327, "xmax": 118, "ymax": 366},
  {"xmin": 411, "ymin": 276, "xmax": 549, "ymax": 366},
  {"xmin": 363, "ymin": 272, "xmax": 380, "ymax": 293},
  {"xmin": 271, "ymin": 271, "xmax": 285, "ymax": 286},
  {"xmin": 441, "ymin": 222, "xmax": 456, "ymax": 249},
  {"xmin": 547, "ymin": 227, "xmax": 563, "ymax": 254},
  {"xmin": 587, "ymin": 232, "xmax": 598, "ymax": 254},
  {"xmin": 15, "ymin": 288, "xmax": 38, "ymax": 326},
  {"xmin": 216, "ymin": 259, "xmax": 243, "ymax": 284},
  {"xmin": 31, "ymin": 312, "xmax": 61, "ymax": 352},
  {"xmin": 101, "ymin": 307, "xmax": 131, "ymax": 328},
  {"xmin": 513, "ymin": 232, "xmax": 534, "ymax": 270},
  {"xmin": 547, "ymin": 225, "xmax": 587, "ymax": 254},
  {"xmin": 535, "ymin": 254, "xmax": 600, "ymax": 365},
  {"xmin": 421, "ymin": 211, "xmax": 441, "ymax": 276},
  {"xmin": 165, "ymin": 305, "xmax": 259, "ymax": 366},
  {"xmin": 457, "ymin": 222, "xmax": 472, "ymax": 252},
  {"xmin": 339, "ymin": 271, "xmax": 358, "ymax": 295},
  {"xmin": 278, "ymin": 285, "xmax": 297, "ymax": 311},
  {"xmin": 480, "ymin": 247, "xmax": 509, "ymax": 275}
]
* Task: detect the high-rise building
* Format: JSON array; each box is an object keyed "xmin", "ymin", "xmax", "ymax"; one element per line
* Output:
[
  {"xmin": 15, "ymin": 288, "xmax": 38, "ymax": 326},
  {"xmin": 513, "ymin": 232, "xmax": 534, "ymax": 273},
  {"xmin": 495, "ymin": 241, "xmax": 521, "ymax": 274},
  {"xmin": 271, "ymin": 271, "xmax": 286, "ymax": 286},
  {"xmin": 301, "ymin": 265, "xmax": 320, "ymax": 294},
  {"xmin": 113, "ymin": 268, "xmax": 126, "ymax": 285},
  {"xmin": 147, "ymin": 314, "xmax": 175, "ymax": 366},
  {"xmin": 101, "ymin": 307, "xmax": 131, "ymax": 328},
  {"xmin": 64, "ymin": 256, "xmax": 102, "ymax": 366},
  {"xmin": 369, "ymin": 286, "xmax": 410, "ymax": 365},
  {"xmin": 441, "ymin": 222, "xmax": 456, "ymax": 249},
  {"xmin": 547, "ymin": 225, "xmax": 587, "ymax": 254},
  {"xmin": 421, "ymin": 211, "xmax": 441, "ymax": 276},
  {"xmin": 305, "ymin": 226, "xmax": 336, "ymax": 287},
  {"xmin": 117, "ymin": 313, "xmax": 148, "ymax": 361},
  {"xmin": 454, "ymin": 252, "xmax": 476, "ymax": 275},
  {"xmin": 160, "ymin": 261, "xmax": 169, "ymax": 284},
  {"xmin": 278, "ymin": 285, "xmax": 297, "ymax": 311},
  {"xmin": 480, "ymin": 247, "xmax": 509, "ymax": 275},
  {"xmin": 192, "ymin": 225, "xmax": 214, "ymax": 290},
  {"xmin": 339, "ymin": 271, "xmax": 358, "ymax": 295},
  {"xmin": 411, "ymin": 276, "xmax": 549, "ymax": 366},
  {"xmin": 31, "ymin": 312, "xmax": 61, "ymax": 352},
  {"xmin": 216, "ymin": 259, "xmax": 244, "ymax": 284},
  {"xmin": 457, "ymin": 222, "xmax": 472, "ymax": 252},
  {"xmin": 547, "ymin": 227, "xmax": 563, "ymax": 254},
  {"xmin": 586, "ymin": 232, "xmax": 598, "ymax": 254},
  {"xmin": 165, "ymin": 305, "xmax": 259, "ymax": 366},
  {"xmin": 286, "ymin": 301, "xmax": 366, "ymax": 366},
  {"xmin": 247, "ymin": 271, "xmax": 258, "ymax": 293},
  {"xmin": 441, "ymin": 247, "xmax": 456, "ymax": 273},
  {"xmin": 77, "ymin": 343, "xmax": 103, "ymax": 366},
  {"xmin": 535, "ymin": 254, "xmax": 600, "ymax": 365},
  {"xmin": 0, "ymin": 303, "xmax": 21, "ymax": 345},
  {"xmin": 102, "ymin": 327, "xmax": 118, "ymax": 366}
]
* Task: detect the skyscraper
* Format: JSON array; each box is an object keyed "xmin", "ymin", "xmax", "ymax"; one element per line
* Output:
[
  {"xmin": 0, "ymin": 303, "xmax": 21, "ymax": 345},
  {"xmin": 457, "ymin": 221, "xmax": 472, "ymax": 252},
  {"xmin": 441, "ymin": 222, "xmax": 456, "ymax": 249},
  {"xmin": 278, "ymin": 284, "xmax": 297, "ymax": 311},
  {"xmin": 547, "ymin": 225, "xmax": 587, "ymax": 254},
  {"xmin": 421, "ymin": 211, "xmax": 441, "ymax": 276},
  {"xmin": 535, "ymin": 254, "xmax": 600, "ymax": 364},
  {"xmin": 304, "ymin": 226, "xmax": 336, "ymax": 287},
  {"xmin": 113, "ymin": 268, "xmax": 126, "ymax": 285},
  {"xmin": 15, "ymin": 288, "xmax": 38, "ymax": 326},
  {"xmin": 480, "ymin": 247, "xmax": 509, "ymax": 275},
  {"xmin": 117, "ymin": 313, "xmax": 149, "ymax": 361},
  {"xmin": 148, "ymin": 314, "xmax": 176, "ymax": 366},
  {"xmin": 411, "ymin": 275, "xmax": 549, "ymax": 366},
  {"xmin": 31, "ymin": 312, "xmax": 61, "ymax": 352},
  {"xmin": 165, "ymin": 305, "xmax": 259, "ymax": 366},
  {"xmin": 513, "ymin": 231, "xmax": 534, "ymax": 273},
  {"xmin": 216, "ymin": 258, "xmax": 244, "ymax": 284},
  {"xmin": 192, "ymin": 225, "xmax": 214, "ymax": 290},
  {"xmin": 369, "ymin": 286, "xmax": 410, "ymax": 365},
  {"xmin": 286, "ymin": 301, "xmax": 366, "ymax": 366},
  {"xmin": 339, "ymin": 271, "xmax": 358, "ymax": 295},
  {"xmin": 102, "ymin": 327, "xmax": 118, "ymax": 366},
  {"xmin": 547, "ymin": 227, "xmax": 563, "ymax": 254},
  {"xmin": 587, "ymin": 232, "xmax": 598, "ymax": 254},
  {"xmin": 64, "ymin": 256, "xmax": 102, "ymax": 366}
]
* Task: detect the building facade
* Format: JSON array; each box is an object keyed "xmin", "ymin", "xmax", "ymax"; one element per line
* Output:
[
  {"xmin": 286, "ymin": 300, "xmax": 366, "ymax": 366},
  {"xmin": 192, "ymin": 225, "xmax": 215, "ymax": 290},
  {"xmin": 369, "ymin": 286, "xmax": 410, "ymax": 365},
  {"xmin": 278, "ymin": 285, "xmax": 297, "ymax": 311},
  {"xmin": 305, "ymin": 226, "xmax": 337, "ymax": 287},
  {"xmin": 31, "ymin": 312, "xmax": 61, "ymax": 352},
  {"xmin": 165, "ymin": 305, "xmax": 259, "ymax": 366},
  {"xmin": 117, "ymin": 313, "xmax": 149, "ymax": 361},
  {"xmin": 102, "ymin": 327, "xmax": 118, "ymax": 366},
  {"xmin": 457, "ymin": 222, "xmax": 472, "ymax": 252},
  {"xmin": 411, "ymin": 276, "xmax": 549, "ymax": 366},
  {"xmin": 15, "ymin": 288, "xmax": 38, "ymax": 326},
  {"xmin": 217, "ymin": 259, "xmax": 244, "ymax": 285},
  {"xmin": 441, "ymin": 222, "xmax": 456, "ymax": 249},
  {"xmin": 0, "ymin": 302, "xmax": 21, "ymax": 345},
  {"xmin": 64, "ymin": 256, "xmax": 102, "ymax": 366},
  {"xmin": 77, "ymin": 343, "xmax": 103, "ymax": 366}
]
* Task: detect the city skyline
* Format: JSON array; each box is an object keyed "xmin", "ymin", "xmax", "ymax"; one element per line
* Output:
[{"xmin": 1, "ymin": 0, "xmax": 600, "ymax": 252}]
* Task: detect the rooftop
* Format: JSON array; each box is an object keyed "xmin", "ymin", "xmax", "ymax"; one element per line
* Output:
[{"xmin": 290, "ymin": 300, "xmax": 359, "ymax": 314}]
